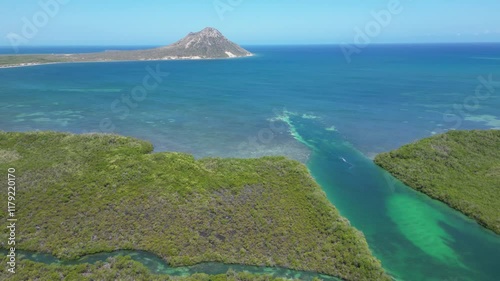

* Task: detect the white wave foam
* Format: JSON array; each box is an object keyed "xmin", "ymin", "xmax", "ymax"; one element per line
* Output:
[{"xmin": 465, "ymin": 114, "xmax": 500, "ymax": 129}]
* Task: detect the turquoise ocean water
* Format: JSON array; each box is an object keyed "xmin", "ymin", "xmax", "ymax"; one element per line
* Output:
[{"xmin": 0, "ymin": 44, "xmax": 499, "ymax": 280}]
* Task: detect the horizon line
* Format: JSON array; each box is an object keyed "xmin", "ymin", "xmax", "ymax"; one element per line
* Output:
[{"xmin": 1, "ymin": 42, "xmax": 500, "ymax": 48}]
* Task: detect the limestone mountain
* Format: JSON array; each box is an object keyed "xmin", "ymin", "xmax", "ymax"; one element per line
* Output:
[
  {"xmin": 159, "ymin": 27, "xmax": 253, "ymax": 58},
  {"xmin": 0, "ymin": 27, "xmax": 253, "ymax": 67}
]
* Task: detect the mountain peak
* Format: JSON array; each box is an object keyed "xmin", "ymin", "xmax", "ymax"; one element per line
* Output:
[
  {"xmin": 197, "ymin": 27, "xmax": 224, "ymax": 38},
  {"xmin": 164, "ymin": 27, "xmax": 252, "ymax": 58}
]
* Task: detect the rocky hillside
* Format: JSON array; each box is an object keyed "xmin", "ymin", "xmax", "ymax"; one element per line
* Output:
[{"xmin": 159, "ymin": 27, "xmax": 252, "ymax": 58}]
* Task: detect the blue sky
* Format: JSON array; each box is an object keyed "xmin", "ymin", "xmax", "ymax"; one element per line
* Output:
[{"xmin": 1, "ymin": 0, "xmax": 499, "ymax": 46}]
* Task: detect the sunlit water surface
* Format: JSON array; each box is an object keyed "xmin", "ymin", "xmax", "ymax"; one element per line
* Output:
[{"xmin": 1, "ymin": 44, "xmax": 499, "ymax": 280}]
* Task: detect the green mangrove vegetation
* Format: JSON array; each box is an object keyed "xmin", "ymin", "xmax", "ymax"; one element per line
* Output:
[
  {"xmin": 0, "ymin": 132, "xmax": 389, "ymax": 281},
  {"xmin": 375, "ymin": 130, "xmax": 500, "ymax": 234}
]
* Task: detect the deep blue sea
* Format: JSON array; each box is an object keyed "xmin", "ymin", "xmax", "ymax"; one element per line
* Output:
[{"xmin": 1, "ymin": 44, "xmax": 499, "ymax": 281}]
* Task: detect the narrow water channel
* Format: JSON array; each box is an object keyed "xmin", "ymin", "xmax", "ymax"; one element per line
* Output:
[
  {"xmin": 281, "ymin": 112, "xmax": 500, "ymax": 281},
  {"xmin": 5, "ymin": 250, "xmax": 341, "ymax": 281}
]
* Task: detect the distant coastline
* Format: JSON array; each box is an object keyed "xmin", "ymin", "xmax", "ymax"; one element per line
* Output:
[
  {"xmin": 0, "ymin": 53, "xmax": 255, "ymax": 69},
  {"xmin": 0, "ymin": 27, "xmax": 253, "ymax": 69},
  {"xmin": 0, "ymin": 62, "xmax": 48, "ymax": 69}
]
